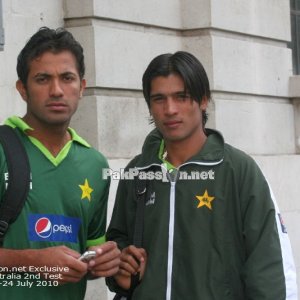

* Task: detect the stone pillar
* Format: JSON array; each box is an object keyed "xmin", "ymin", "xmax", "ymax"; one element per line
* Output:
[
  {"xmin": 290, "ymin": 75, "xmax": 300, "ymax": 153},
  {"xmin": 293, "ymin": 98, "xmax": 300, "ymax": 153}
]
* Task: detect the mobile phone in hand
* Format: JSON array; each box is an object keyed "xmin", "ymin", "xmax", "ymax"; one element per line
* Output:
[{"xmin": 79, "ymin": 250, "xmax": 96, "ymax": 262}]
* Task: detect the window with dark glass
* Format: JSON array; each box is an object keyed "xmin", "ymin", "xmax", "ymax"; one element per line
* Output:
[
  {"xmin": 290, "ymin": 0, "xmax": 300, "ymax": 74},
  {"xmin": 0, "ymin": 0, "xmax": 4, "ymax": 51}
]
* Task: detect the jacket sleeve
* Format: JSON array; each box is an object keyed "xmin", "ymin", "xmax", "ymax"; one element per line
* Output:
[
  {"xmin": 105, "ymin": 161, "xmax": 138, "ymax": 294},
  {"xmin": 239, "ymin": 157, "xmax": 298, "ymax": 300},
  {"xmin": 268, "ymin": 186, "xmax": 298, "ymax": 300},
  {"xmin": 0, "ymin": 145, "xmax": 7, "ymax": 203}
]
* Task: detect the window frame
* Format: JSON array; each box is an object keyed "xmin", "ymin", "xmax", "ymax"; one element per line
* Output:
[
  {"xmin": 290, "ymin": 0, "xmax": 300, "ymax": 74},
  {"xmin": 0, "ymin": 0, "xmax": 4, "ymax": 51}
]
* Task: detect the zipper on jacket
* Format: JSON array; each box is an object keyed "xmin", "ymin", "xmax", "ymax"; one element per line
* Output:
[
  {"xmin": 164, "ymin": 160, "xmax": 222, "ymax": 300},
  {"xmin": 166, "ymin": 180, "xmax": 176, "ymax": 300},
  {"xmin": 138, "ymin": 160, "xmax": 223, "ymax": 300}
]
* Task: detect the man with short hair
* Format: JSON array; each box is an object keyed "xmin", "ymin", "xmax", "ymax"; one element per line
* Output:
[
  {"xmin": 0, "ymin": 27, "xmax": 120, "ymax": 299},
  {"xmin": 106, "ymin": 51, "xmax": 298, "ymax": 299}
]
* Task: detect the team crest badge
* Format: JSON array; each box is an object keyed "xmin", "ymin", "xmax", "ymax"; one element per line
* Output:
[{"xmin": 196, "ymin": 189, "xmax": 215, "ymax": 210}]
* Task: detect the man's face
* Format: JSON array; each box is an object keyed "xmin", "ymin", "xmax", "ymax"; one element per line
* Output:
[
  {"xmin": 16, "ymin": 50, "xmax": 86, "ymax": 129},
  {"xmin": 149, "ymin": 73, "xmax": 207, "ymax": 143}
]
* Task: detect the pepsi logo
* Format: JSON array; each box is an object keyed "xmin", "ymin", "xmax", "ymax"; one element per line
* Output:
[
  {"xmin": 35, "ymin": 217, "xmax": 52, "ymax": 238},
  {"xmin": 29, "ymin": 214, "xmax": 80, "ymax": 243}
]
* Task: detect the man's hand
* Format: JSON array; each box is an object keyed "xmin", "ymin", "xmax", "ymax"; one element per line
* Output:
[
  {"xmin": 114, "ymin": 245, "xmax": 147, "ymax": 290},
  {"xmin": 87, "ymin": 241, "xmax": 121, "ymax": 277},
  {"xmin": 0, "ymin": 246, "xmax": 88, "ymax": 285},
  {"xmin": 36, "ymin": 246, "xmax": 88, "ymax": 284}
]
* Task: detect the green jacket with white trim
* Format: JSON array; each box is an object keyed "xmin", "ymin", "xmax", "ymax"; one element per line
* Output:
[{"xmin": 107, "ymin": 128, "xmax": 297, "ymax": 300}]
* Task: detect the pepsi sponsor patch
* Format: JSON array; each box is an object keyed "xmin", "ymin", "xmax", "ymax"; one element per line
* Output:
[{"xmin": 28, "ymin": 214, "xmax": 81, "ymax": 243}]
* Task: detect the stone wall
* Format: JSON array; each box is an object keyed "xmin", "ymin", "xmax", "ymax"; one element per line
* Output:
[{"xmin": 0, "ymin": 0, "xmax": 299, "ymax": 298}]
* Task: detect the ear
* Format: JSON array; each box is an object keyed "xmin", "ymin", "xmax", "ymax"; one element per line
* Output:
[
  {"xmin": 79, "ymin": 79, "xmax": 86, "ymax": 98},
  {"xmin": 16, "ymin": 80, "xmax": 28, "ymax": 101},
  {"xmin": 200, "ymin": 96, "xmax": 208, "ymax": 111}
]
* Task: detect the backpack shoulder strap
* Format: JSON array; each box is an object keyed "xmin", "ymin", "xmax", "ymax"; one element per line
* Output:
[{"xmin": 0, "ymin": 125, "xmax": 30, "ymax": 245}]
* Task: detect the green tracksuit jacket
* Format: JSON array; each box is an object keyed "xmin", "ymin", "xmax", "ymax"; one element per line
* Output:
[{"xmin": 106, "ymin": 129, "xmax": 297, "ymax": 300}]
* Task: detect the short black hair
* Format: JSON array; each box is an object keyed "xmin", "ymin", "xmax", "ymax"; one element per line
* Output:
[
  {"xmin": 17, "ymin": 27, "xmax": 85, "ymax": 84},
  {"xmin": 142, "ymin": 51, "xmax": 210, "ymax": 124}
]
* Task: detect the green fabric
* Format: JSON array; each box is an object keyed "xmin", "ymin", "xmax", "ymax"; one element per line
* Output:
[
  {"xmin": 158, "ymin": 139, "xmax": 176, "ymax": 171},
  {"xmin": 0, "ymin": 117, "xmax": 110, "ymax": 300},
  {"xmin": 5, "ymin": 116, "xmax": 90, "ymax": 166},
  {"xmin": 107, "ymin": 128, "xmax": 289, "ymax": 299},
  {"xmin": 86, "ymin": 235, "xmax": 106, "ymax": 247}
]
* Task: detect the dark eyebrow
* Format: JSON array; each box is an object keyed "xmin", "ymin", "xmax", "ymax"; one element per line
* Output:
[
  {"xmin": 150, "ymin": 93, "xmax": 164, "ymax": 99},
  {"xmin": 33, "ymin": 71, "xmax": 77, "ymax": 79},
  {"xmin": 33, "ymin": 72, "xmax": 50, "ymax": 78},
  {"xmin": 150, "ymin": 90, "xmax": 188, "ymax": 99},
  {"xmin": 61, "ymin": 71, "xmax": 77, "ymax": 77}
]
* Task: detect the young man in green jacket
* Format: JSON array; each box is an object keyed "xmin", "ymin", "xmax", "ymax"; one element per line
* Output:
[{"xmin": 106, "ymin": 51, "xmax": 298, "ymax": 299}]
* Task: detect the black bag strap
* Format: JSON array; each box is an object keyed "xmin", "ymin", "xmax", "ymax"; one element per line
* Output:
[
  {"xmin": 128, "ymin": 176, "xmax": 147, "ymax": 298},
  {"xmin": 0, "ymin": 125, "xmax": 30, "ymax": 245}
]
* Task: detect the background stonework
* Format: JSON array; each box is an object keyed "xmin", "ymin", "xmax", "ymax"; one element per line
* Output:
[{"xmin": 0, "ymin": 0, "xmax": 299, "ymax": 298}]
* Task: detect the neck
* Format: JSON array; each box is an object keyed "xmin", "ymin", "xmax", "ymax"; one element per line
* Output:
[
  {"xmin": 164, "ymin": 130, "xmax": 207, "ymax": 167},
  {"xmin": 22, "ymin": 117, "xmax": 71, "ymax": 157}
]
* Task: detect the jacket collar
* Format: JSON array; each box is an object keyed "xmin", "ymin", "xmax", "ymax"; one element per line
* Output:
[{"xmin": 135, "ymin": 128, "xmax": 225, "ymax": 168}]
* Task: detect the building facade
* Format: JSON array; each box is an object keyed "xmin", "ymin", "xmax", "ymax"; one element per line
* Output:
[{"xmin": 0, "ymin": 0, "xmax": 299, "ymax": 299}]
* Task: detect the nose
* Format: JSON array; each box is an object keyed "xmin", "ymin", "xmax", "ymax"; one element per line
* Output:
[
  {"xmin": 49, "ymin": 79, "xmax": 64, "ymax": 98},
  {"xmin": 164, "ymin": 97, "xmax": 178, "ymax": 115}
]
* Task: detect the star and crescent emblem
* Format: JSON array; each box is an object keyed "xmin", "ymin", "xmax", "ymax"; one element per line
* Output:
[{"xmin": 196, "ymin": 189, "xmax": 215, "ymax": 210}]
